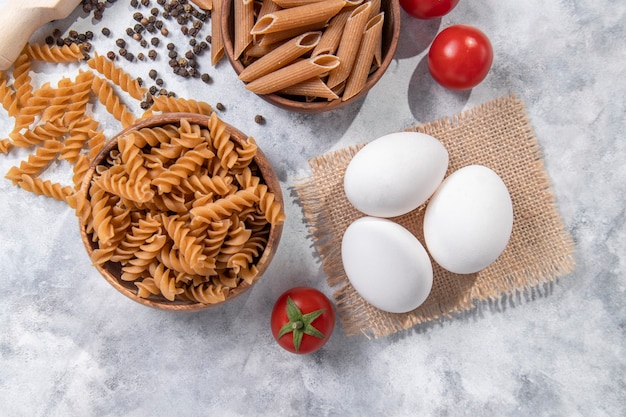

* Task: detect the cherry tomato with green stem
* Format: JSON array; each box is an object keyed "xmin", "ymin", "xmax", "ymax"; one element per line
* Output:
[
  {"xmin": 399, "ymin": 0, "xmax": 460, "ymax": 19},
  {"xmin": 427, "ymin": 24, "xmax": 494, "ymax": 90},
  {"xmin": 271, "ymin": 287, "xmax": 335, "ymax": 354}
]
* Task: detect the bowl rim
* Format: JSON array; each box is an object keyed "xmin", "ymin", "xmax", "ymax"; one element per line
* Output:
[
  {"xmin": 220, "ymin": 0, "xmax": 401, "ymax": 114},
  {"xmin": 78, "ymin": 112, "xmax": 284, "ymax": 311}
]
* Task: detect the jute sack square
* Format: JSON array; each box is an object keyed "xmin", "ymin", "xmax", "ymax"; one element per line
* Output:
[{"xmin": 295, "ymin": 94, "xmax": 576, "ymax": 338}]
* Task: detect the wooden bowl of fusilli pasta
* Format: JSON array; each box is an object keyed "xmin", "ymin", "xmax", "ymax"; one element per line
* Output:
[{"xmin": 77, "ymin": 112, "xmax": 285, "ymax": 311}]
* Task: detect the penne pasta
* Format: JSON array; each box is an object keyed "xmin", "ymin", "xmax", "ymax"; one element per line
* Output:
[
  {"xmin": 311, "ymin": 7, "xmax": 352, "ymax": 56},
  {"xmin": 343, "ymin": 12, "xmax": 384, "ymax": 101},
  {"xmin": 245, "ymin": 55, "xmax": 340, "ymax": 94},
  {"xmin": 271, "ymin": 0, "xmax": 328, "ymax": 6},
  {"xmin": 212, "ymin": 0, "xmax": 225, "ymax": 64},
  {"xmin": 280, "ymin": 77, "xmax": 340, "ymax": 100},
  {"xmin": 250, "ymin": 0, "xmax": 346, "ymax": 35},
  {"xmin": 239, "ymin": 31, "xmax": 323, "ymax": 82},
  {"xmin": 256, "ymin": 21, "xmax": 328, "ymax": 46},
  {"xmin": 326, "ymin": 1, "xmax": 371, "ymax": 89},
  {"xmin": 234, "ymin": 0, "xmax": 256, "ymax": 59}
]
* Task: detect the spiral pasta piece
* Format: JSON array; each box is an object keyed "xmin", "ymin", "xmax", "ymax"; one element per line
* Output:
[
  {"xmin": 88, "ymin": 54, "xmax": 146, "ymax": 101},
  {"xmin": 190, "ymin": 187, "xmax": 260, "ymax": 224},
  {"xmin": 17, "ymin": 174, "xmax": 74, "ymax": 203},
  {"xmin": 161, "ymin": 214, "xmax": 208, "ymax": 270},
  {"xmin": 24, "ymin": 43, "xmax": 85, "ymax": 63},
  {"xmin": 141, "ymin": 95, "xmax": 213, "ymax": 117},
  {"xmin": 91, "ymin": 76, "xmax": 136, "ymax": 128},
  {"xmin": 151, "ymin": 144, "xmax": 215, "ymax": 194},
  {"xmin": 135, "ymin": 277, "xmax": 161, "ymax": 298},
  {"xmin": 121, "ymin": 235, "xmax": 167, "ymax": 281},
  {"xmin": 0, "ymin": 78, "xmax": 19, "ymax": 117},
  {"xmin": 185, "ymin": 282, "xmax": 228, "ymax": 304},
  {"xmin": 254, "ymin": 183, "xmax": 287, "ymax": 225},
  {"xmin": 208, "ymin": 112, "xmax": 238, "ymax": 169},
  {"xmin": 12, "ymin": 53, "xmax": 32, "ymax": 108},
  {"xmin": 61, "ymin": 117, "xmax": 99, "ymax": 163},
  {"xmin": 5, "ymin": 139, "xmax": 63, "ymax": 184},
  {"xmin": 0, "ymin": 138, "xmax": 13, "ymax": 154}
]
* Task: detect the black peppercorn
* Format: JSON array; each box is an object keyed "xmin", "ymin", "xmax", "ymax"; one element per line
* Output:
[
  {"xmin": 116, "ymin": 38, "xmax": 126, "ymax": 48},
  {"xmin": 254, "ymin": 115, "xmax": 266, "ymax": 125},
  {"xmin": 101, "ymin": 27, "xmax": 111, "ymax": 36},
  {"xmin": 216, "ymin": 102, "xmax": 225, "ymax": 111},
  {"xmin": 107, "ymin": 51, "xmax": 116, "ymax": 60},
  {"xmin": 201, "ymin": 73, "xmax": 211, "ymax": 83},
  {"xmin": 148, "ymin": 49, "xmax": 157, "ymax": 60},
  {"xmin": 149, "ymin": 69, "xmax": 157, "ymax": 79}
]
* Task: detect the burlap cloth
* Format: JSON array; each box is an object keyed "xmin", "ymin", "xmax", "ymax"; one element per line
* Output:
[{"xmin": 294, "ymin": 94, "xmax": 576, "ymax": 338}]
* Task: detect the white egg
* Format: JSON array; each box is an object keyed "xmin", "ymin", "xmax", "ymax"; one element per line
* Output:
[
  {"xmin": 423, "ymin": 165, "xmax": 514, "ymax": 275},
  {"xmin": 343, "ymin": 131, "xmax": 449, "ymax": 218},
  {"xmin": 341, "ymin": 216, "xmax": 433, "ymax": 313}
]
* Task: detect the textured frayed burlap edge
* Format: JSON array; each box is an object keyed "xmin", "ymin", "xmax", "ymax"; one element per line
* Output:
[{"xmin": 294, "ymin": 94, "xmax": 576, "ymax": 338}]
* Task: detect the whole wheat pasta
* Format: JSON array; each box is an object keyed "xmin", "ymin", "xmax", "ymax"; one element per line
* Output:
[
  {"xmin": 12, "ymin": 53, "xmax": 32, "ymax": 108},
  {"xmin": 17, "ymin": 174, "xmax": 74, "ymax": 203},
  {"xmin": 191, "ymin": 0, "xmax": 213, "ymax": 9},
  {"xmin": 280, "ymin": 76, "xmax": 340, "ymax": 100},
  {"xmin": 271, "ymin": 0, "xmax": 328, "ymax": 6},
  {"xmin": 255, "ymin": 21, "xmax": 328, "ymax": 47},
  {"xmin": 24, "ymin": 43, "xmax": 85, "ymax": 63},
  {"xmin": 239, "ymin": 31, "xmax": 323, "ymax": 82},
  {"xmin": 5, "ymin": 139, "xmax": 63, "ymax": 184},
  {"xmin": 88, "ymin": 54, "xmax": 146, "ymax": 101},
  {"xmin": 311, "ymin": 7, "xmax": 352, "ymax": 56},
  {"xmin": 0, "ymin": 138, "xmax": 13, "ymax": 154},
  {"xmin": 0, "ymin": 78, "xmax": 19, "ymax": 117},
  {"xmin": 9, "ymin": 122, "xmax": 67, "ymax": 148},
  {"xmin": 91, "ymin": 76, "xmax": 136, "ymax": 128},
  {"xmin": 343, "ymin": 12, "xmax": 384, "ymax": 101},
  {"xmin": 211, "ymin": 0, "xmax": 225, "ymax": 64},
  {"xmin": 250, "ymin": 0, "xmax": 346, "ymax": 35},
  {"xmin": 234, "ymin": 0, "xmax": 255, "ymax": 59},
  {"xmin": 141, "ymin": 95, "xmax": 213, "ymax": 117},
  {"xmin": 245, "ymin": 54, "xmax": 340, "ymax": 94},
  {"xmin": 326, "ymin": 1, "xmax": 372, "ymax": 88}
]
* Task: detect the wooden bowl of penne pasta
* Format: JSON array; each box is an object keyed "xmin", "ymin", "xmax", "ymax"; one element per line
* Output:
[
  {"xmin": 221, "ymin": 0, "xmax": 401, "ymax": 113},
  {"xmin": 77, "ymin": 112, "xmax": 285, "ymax": 311}
]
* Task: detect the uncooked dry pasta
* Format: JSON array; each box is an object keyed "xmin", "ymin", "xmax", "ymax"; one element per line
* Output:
[
  {"xmin": 250, "ymin": 0, "xmax": 346, "ymax": 35},
  {"xmin": 238, "ymin": 31, "xmax": 323, "ymax": 82},
  {"xmin": 5, "ymin": 139, "xmax": 63, "ymax": 184},
  {"xmin": 343, "ymin": 12, "xmax": 384, "ymax": 101},
  {"xmin": 326, "ymin": 2, "xmax": 372, "ymax": 89},
  {"xmin": 211, "ymin": 0, "xmax": 225, "ymax": 65},
  {"xmin": 230, "ymin": 0, "xmax": 387, "ymax": 103},
  {"xmin": 79, "ymin": 115, "xmax": 284, "ymax": 304},
  {"xmin": 245, "ymin": 54, "xmax": 341, "ymax": 94},
  {"xmin": 88, "ymin": 54, "xmax": 146, "ymax": 101},
  {"xmin": 234, "ymin": 0, "xmax": 255, "ymax": 59},
  {"xmin": 91, "ymin": 76, "xmax": 136, "ymax": 128},
  {"xmin": 24, "ymin": 43, "xmax": 85, "ymax": 63}
]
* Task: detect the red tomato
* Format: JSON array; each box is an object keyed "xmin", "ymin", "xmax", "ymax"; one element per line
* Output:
[
  {"xmin": 399, "ymin": 0, "xmax": 460, "ymax": 19},
  {"xmin": 271, "ymin": 287, "xmax": 335, "ymax": 354},
  {"xmin": 427, "ymin": 24, "xmax": 494, "ymax": 90}
]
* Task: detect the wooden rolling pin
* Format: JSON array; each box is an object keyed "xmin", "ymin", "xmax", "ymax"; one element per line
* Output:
[{"xmin": 0, "ymin": 0, "xmax": 81, "ymax": 70}]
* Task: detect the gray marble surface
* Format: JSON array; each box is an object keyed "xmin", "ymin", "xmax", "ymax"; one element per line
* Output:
[{"xmin": 0, "ymin": 0, "xmax": 624, "ymax": 416}]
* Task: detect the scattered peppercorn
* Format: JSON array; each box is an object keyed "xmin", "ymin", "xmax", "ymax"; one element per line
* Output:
[
  {"xmin": 254, "ymin": 115, "xmax": 266, "ymax": 125},
  {"xmin": 216, "ymin": 102, "xmax": 225, "ymax": 111}
]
